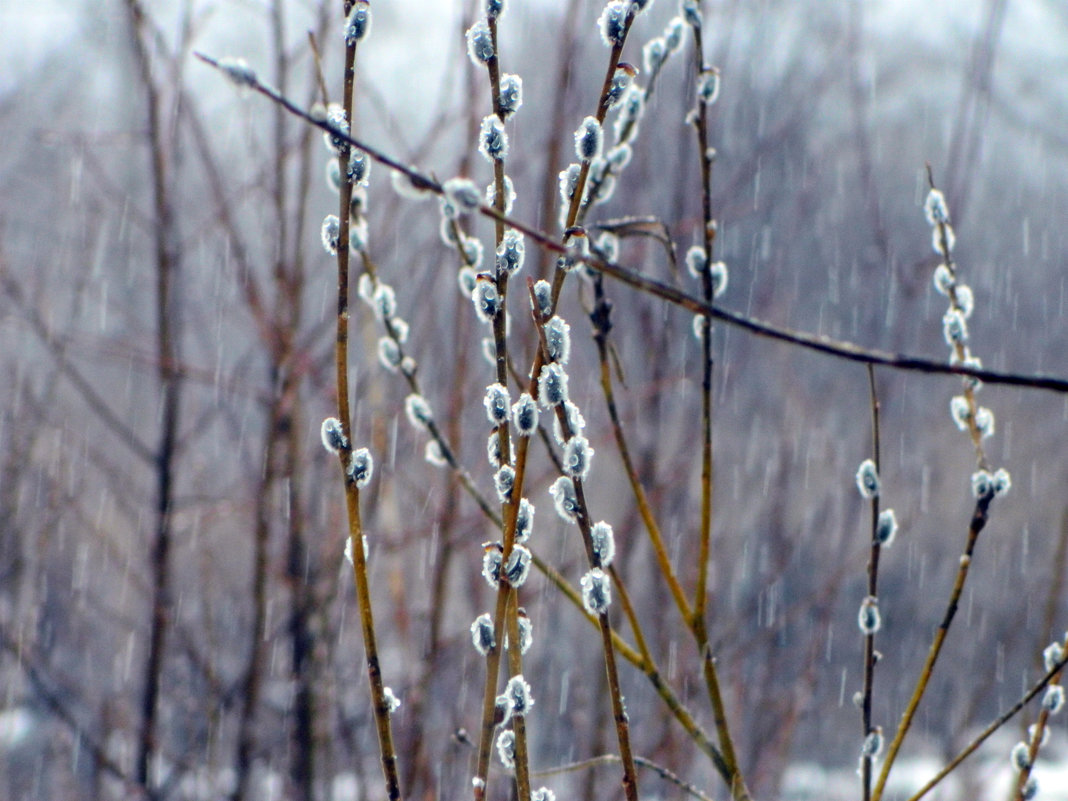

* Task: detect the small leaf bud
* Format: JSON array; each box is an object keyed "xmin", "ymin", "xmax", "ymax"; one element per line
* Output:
[{"xmin": 217, "ymin": 57, "xmax": 257, "ymax": 88}]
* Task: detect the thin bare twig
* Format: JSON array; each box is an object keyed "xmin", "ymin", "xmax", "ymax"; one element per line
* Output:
[{"xmin": 193, "ymin": 52, "xmax": 1068, "ymax": 397}]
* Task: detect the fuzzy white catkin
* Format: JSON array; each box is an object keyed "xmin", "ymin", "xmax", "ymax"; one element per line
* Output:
[
  {"xmin": 590, "ymin": 521, "xmax": 615, "ymax": 566},
  {"xmin": 544, "ymin": 316, "xmax": 571, "ymax": 364},
  {"xmin": 503, "ymin": 544, "xmax": 531, "ymax": 586},
  {"xmin": 574, "ymin": 116, "xmax": 603, "ymax": 161},
  {"xmin": 642, "ymin": 37, "xmax": 667, "ymax": 75},
  {"xmin": 496, "ymin": 228, "xmax": 525, "ymax": 274},
  {"xmin": 562, "ymin": 436, "xmax": 594, "ymax": 481},
  {"xmin": 512, "ymin": 393, "xmax": 539, "ymax": 437},
  {"xmin": 710, "ymin": 261, "xmax": 729, "ymax": 298},
  {"xmin": 404, "ymin": 394, "xmax": 433, "ymax": 430},
  {"xmin": 875, "ymin": 509, "xmax": 897, "ymax": 547},
  {"xmin": 924, "ymin": 188, "xmax": 950, "ymax": 225},
  {"xmin": 320, "ymin": 215, "xmax": 340, "ymax": 255},
  {"xmin": 549, "ymin": 476, "xmax": 579, "ymax": 523},
  {"xmin": 344, "ymin": 1, "xmax": 371, "ymax": 44},
  {"xmin": 466, "ymin": 20, "xmax": 494, "ymax": 65},
  {"xmin": 552, "ymin": 401, "xmax": 585, "ymax": 446},
  {"xmin": 487, "ymin": 176, "xmax": 517, "ymax": 216},
  {"xmin": 496, "ymin": 730, "xmax": 516, "ymax": 768},
  {"xmin": 1044, "ymin": 641, "xmax": 1065, "ymax": 672},
  {"xmin": 857, "ymin": 596, "xmax": 881, "ymax": 635},
  {"xmin": 538, "ymin": 363, "xmax": 569, "ymax": 408},
  {"xmin": 686, "ymin": 246, "xmax": 707, "ymax": 278},
  {"xmin": 855, "ymin": 459, "xmax": 880, "ymax": 499},
  {"xmin": 373, "ymin": 284, "xmax": 396, "ymax": 321},
  {"xmin": 347, "ymin": 448, "xmax": 373, "ymax": 488},
  {"xmin": 482, "ymin": 546, "xmax": 502, "ymax": 587},
  {"xmin": 532, "ymin": 280, "xmax": 553, "ymax": 318},
  {"xmin": 598, "ymin": 2, "xmax": 629, "ymax": 47},
  {"xmin": 444, "ymin": 178, "xmax": 482, "ymax": 213},
  {"xmin": 499, "ymin": 73, "xmax": 523, "ymax": 117},
  {"xmin": 425, "ymin": 440, "xmax": 448, "ymax": 467},
  {"xmin": 697, "ymin": 68, "xmax": 720, "ymax": 105},
  {"xmin": 479, "ymin": 115, "xmax": 509, "ymax": 163},
  {"xmin": 484, "ymin": 383, "xmax": 511, "ymax": 425},
  {"xmin": 503, "ymin": 675, "xmax": 533, "ymax": 716},
  {"xmin": 320, "ymin": 417, "xmax": 347, "ymax": 454},
  {"xmin": 581, "ymin": 568, "xmax": 612, "ymax": 614},
  {"xmin": 472, "ymin": 279, "xmax": 501, "ymax": 323},
  {"xmin": 605, "ymin": 63, "xmax": 636, "ymax": 108},
  {"xmin": 471, "ymin": 613, "xmax": 495, "ymax": 655},
  {"xmin": 495, "ymin": 465, "xmax": 516, "ymax": 503},
  {"xmin": 515, "ymin": 498, "xmax": 534, "ymax": 543}
]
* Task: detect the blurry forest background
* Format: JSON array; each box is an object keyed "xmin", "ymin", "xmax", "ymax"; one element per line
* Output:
[{"xmin": 2, "ymin": 0, "xmax": 1068, "ymax": 800}]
